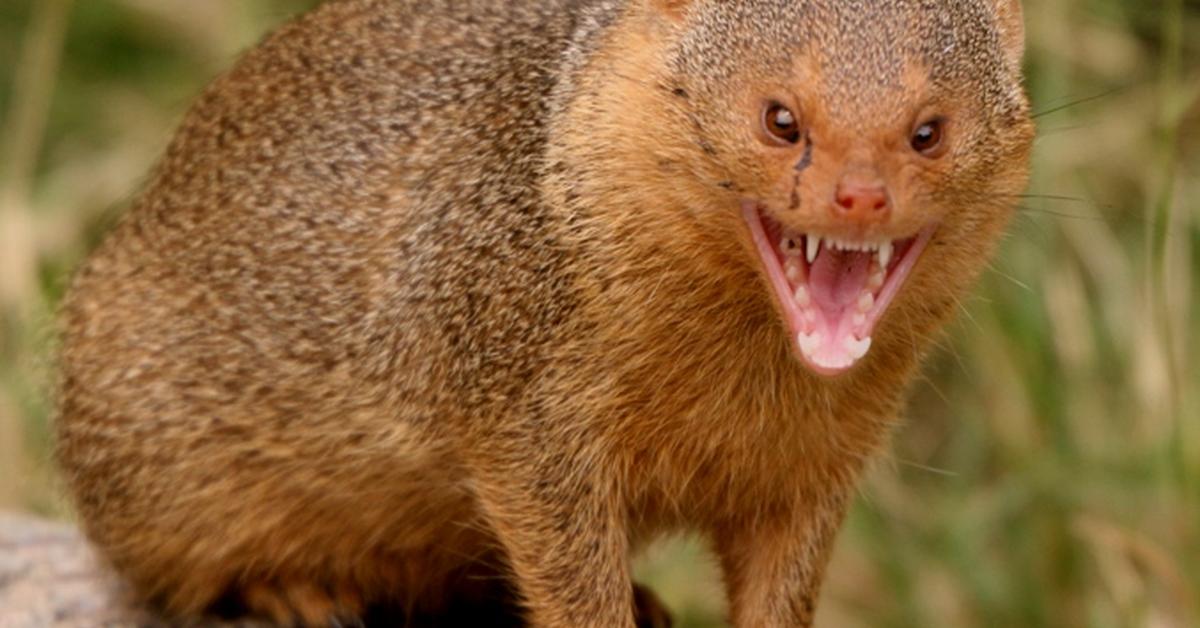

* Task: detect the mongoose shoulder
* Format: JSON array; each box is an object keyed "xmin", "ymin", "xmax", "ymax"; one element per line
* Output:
[{"xmin": 56, "ymin": 0, "xmax": 1034, "ymax": 625}]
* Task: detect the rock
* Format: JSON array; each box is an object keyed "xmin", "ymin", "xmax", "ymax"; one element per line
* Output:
[{"xmin": 1, "ymin": 512, "xmax": 176, "ymax": 627}]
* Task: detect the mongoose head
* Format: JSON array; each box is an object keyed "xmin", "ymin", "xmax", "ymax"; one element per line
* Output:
[{"xmin": 566, "ymin": 0, "xmax": 1035, "ymax": 377}]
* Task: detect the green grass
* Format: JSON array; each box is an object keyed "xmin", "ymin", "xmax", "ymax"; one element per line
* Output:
[{"xmin": 2, "ymin": 1, "xmax": 1197, "ymax": 626}]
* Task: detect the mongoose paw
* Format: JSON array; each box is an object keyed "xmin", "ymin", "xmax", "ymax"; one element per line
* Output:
[
  {"xmin": 240, "ymin": 580, "xmax": 364, "ymax": 627},
  {"xmin": 633, "ymin": 583, "xmax": 674, "ymax": 628}
]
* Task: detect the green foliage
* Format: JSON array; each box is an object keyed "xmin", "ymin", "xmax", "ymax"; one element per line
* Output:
[{"xmin": 1, "ymin": 1, "xmax": 1196, "ymax": 626}]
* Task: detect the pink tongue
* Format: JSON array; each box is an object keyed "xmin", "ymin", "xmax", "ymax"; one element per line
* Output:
[{"xmin": 809, "ymin": 249, "xmax": 872, "ymax": 311}]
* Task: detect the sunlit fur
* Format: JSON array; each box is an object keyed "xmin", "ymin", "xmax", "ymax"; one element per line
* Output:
[{"xmin": 55, "ymin": 0, "xmax": 1034, "ymax": 626}]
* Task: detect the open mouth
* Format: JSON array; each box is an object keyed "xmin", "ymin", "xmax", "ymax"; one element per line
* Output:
[{"xmin": 742, "ymin": 203, "xmax": 937, "ymax": 376}]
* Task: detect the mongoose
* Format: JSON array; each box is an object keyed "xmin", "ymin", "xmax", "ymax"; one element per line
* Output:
[{"xmin": 55, "ymin": 0, "xmax": 1035, "ymax": 626}]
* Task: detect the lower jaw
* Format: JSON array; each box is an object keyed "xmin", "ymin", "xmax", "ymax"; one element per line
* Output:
[{"xmin": 741, "ymin": 203, "xmax": 937, "ymax": 377}]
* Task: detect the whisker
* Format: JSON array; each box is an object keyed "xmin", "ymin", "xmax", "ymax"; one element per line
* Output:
[
  {"xmin": 1035, "ymin": 123, "xmax": 1094, "ymax": 140},
  {"xmin": 960, "ymin": 190, "xmax": 1130, "ymax": 223},
  {"xmin": 1008, "ymin": 212, "xmax": 1061, "ymax": 253},
  {"xmin": 1014, "ymin": 205, "xmax": 1107, "ymax": 222},
  {"xmin": 914, "ymin": 371, "xmax": 954, "ymax": 407},
  {"xmin": 986, "ymin": 262, "xmax": 1034, "ymax": 293},
  {"xmin": 1016, "ymin": 193, "xmax": 1092, "ymax": 203},
  {"xmin": 1031, "ymin": 86, "xmax": 1126, "ymax": 119},
  {"xmin": 894, "ymin": 457, "xmax": 959, "ymax": 478},
  {"xmin": 989, "ymin": 192, "xmax": 1112, "ymax": 209}
]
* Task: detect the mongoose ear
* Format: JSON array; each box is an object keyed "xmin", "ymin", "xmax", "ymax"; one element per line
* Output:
[
  {"xmin": 645, "ymin": 0, "xmax": 693, "ymax": 22},
  {"xmin": 994, "ymin": 0, "xmax": 1026, "ymax": 69}
]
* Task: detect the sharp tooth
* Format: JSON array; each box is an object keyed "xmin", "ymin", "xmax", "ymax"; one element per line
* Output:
[
  {"xmin": 868, "ymin": 269, "xmax": 885, "ymax": 290},
  {"xmin": 845, "ymin": 336, "xmax": 872, "ymax": 360},
  {"xmin": 785, "ymin": 259, "xmax": 802, "ymax": 282},
  {"xmin": 857, "ymin": 292, "xmax": 875, "ymax": 313},
  {"xmin": 878, "ymin": 241, "xmax": 894, "ymax": 269},
  {"xmin": 797, "ymin": 331, "xmax": 822, "ymax": 356},
  {"xmin": 806, "ymin": 236, "xmax": 821, "ymax": 264},
  {"xmin": 793, "ymin": 285, "xmax": 810, "ymax": 306}
]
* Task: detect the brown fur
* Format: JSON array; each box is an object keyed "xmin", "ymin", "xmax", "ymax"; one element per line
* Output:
[{"xmin": 54, "ymin": 0, "xmax": 1034, "ymax": 626}]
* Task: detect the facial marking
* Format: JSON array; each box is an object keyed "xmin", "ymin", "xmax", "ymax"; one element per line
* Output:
[{"xmin": 794, "ymin": 134, "xmax": 814, "ymax": 172}]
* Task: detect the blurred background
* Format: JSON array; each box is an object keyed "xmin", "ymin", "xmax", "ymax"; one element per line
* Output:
[{"xmin": 1, "ymin": 0, "xmax": 1197, "ymax": 626}]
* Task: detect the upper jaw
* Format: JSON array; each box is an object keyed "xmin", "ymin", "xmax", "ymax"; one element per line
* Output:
[{"xmin": 741, "ymin": 202, "xmax": 938, "ymax": 377}]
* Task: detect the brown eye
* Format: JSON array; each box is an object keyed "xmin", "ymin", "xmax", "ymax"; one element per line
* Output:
[
  {"xmin": 911, "ymin": 118, "xmax": 945, "ymax": 156},
  {"xmin": 763, "ymin": 102, "xmax": 802, "ymax": 145}
]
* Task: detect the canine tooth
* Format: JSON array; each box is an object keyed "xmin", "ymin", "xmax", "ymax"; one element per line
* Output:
[
  {"xmin": 868, "ymin": 269, "xmax": 885, "ymax": 290},
  {"xmin": 845, "ymin": 336, "xmax": 872, "ymax": 360},
  {"xmin": 878, "ymin": 241, "xmax": 894, "ymax": 268},
  {"xmin": 797, "ymin": 331, "xmax": 822, "ymax": 356},
  {"xmin": 806, "ymin": 236, "xmax": 821, "ymax": 264},
  {"xmin": 793, "ymin": 285, "xmax": 810, "ymax": 306},
  {"xmin": 785, "ymin": 259, "xmax": 802, "ymax": 282},
  {"xmin": 857, "ymin": 292, "xmax": 875, "ymax": 313}
]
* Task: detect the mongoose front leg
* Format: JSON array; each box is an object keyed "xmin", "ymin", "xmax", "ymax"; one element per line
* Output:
[
  {"xmin": 465, "ymin": 428, "xmax": 636, "ymax": 628},
  {"xmin": 716, "ymin": 490, "xmax": 852, "ymax": 627}
]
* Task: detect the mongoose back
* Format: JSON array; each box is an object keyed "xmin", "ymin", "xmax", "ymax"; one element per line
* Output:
[{"xmin": 56, "ymin": 0, "xmax": 1035, "ymax": 625}]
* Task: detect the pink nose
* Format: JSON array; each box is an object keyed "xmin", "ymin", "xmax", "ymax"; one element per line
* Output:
[{"xmin": 833, "ymin": 180, "xmax": 890, "ymax": 225}]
